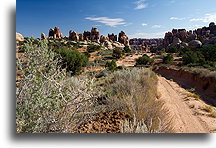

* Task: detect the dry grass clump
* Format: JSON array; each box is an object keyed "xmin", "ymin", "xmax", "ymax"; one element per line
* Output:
[
  {"xmin": 186, "ymin": 93, "xmax": 201, "ymax": 101},
  {"xmin": 105, "ymin": 68, "xmax": 173, "ymax": 133},
  {"xmin": 119, "ymin": 116, "xmax": 162, "ymax": 133},
  {"xmin": 177, "ymin": 66, "xmax": 215, "ymax": 78},
  {"xmin": 202, "ymin": 105, "xmax": 213, "ymax": 113},
  {"xmin": 210, "ymin": 110, "xmax": 216, "ymax": 118},
  {"xmin": 202, "ymin": 105, "xmax": 216, "ymax": 118}
]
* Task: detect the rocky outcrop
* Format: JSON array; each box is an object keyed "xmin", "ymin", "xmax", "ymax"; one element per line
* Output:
[
  {"xmin": 16, "ymin": 32, "xmax": 24, "ymax": 42},
  {"xmin": 163, "ymin": 22, "xmax": 216, "ymax": 50},
  {"xmin": 69, "ymin": 31, "xmax": 79, "ymax": 41},
  {"xmin": 108, "ymin": 33, "xmax": 117, "ymax": 42},
  {"xmin": 79, "ymin": 33, "xmax": 84, "ymax": 41},
  {"xmin": 41, "ymin": 33, "xmax": 47, "ymax": 39},
  {"xmin": 129, "ymin": 38, "xmax": 163, "ymax": 52},
  {"xmin": 100, "ymin": 35, "xmax": 109, "ymax": 43},
  {"xmin": 118, "ymin": 31, "xmax": 129, "ymax": 46},
  {"xmin": 48, "ymin": 27, "xmax": 63, "ymax": 39},
  {"xmin": 83, "ymin": 31, "xmax": 91, "ymax": 40},
  {"xmin": 90, "ymin": 27, "xmax": 100, "ymax": 41}
]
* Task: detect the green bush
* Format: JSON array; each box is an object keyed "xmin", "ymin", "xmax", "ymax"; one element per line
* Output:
[
  {"xmin": 124, "ymin": 46, "xmax": 131, "ymax": 53},
  {"xmin": 179, "ymin": 46, "xmax": 216, "ymax": 68},
  {"xmin": 54, "ymin": 48, "xmax": 88, "ymax": 75},
  {"xmin": 87, "ymin": 44, "xmax": 101, "ymax": 53},
  {"xmin": 136, "ymin": 54, "xmax": 154, "ymax": 65},
  {"xmin": 182, "ymin": 51, "xmax": 205, "ymax": 65},
  {"xmin": 105, "ymin": 60, "xmax": 117, "ymax": 71},
  {"xmin": 16, "ymin": 39, "xmax": 99, "ymax": 133},
  {"xmin": 162, "ymin": 54, "xmax": 174, "ymax": 64},
  {"xmin": 167, "ymin": 47, "xmax": 178, "ymax": 53},
  {"xmin": 112, "ymin": 48, "xmax": 124, "ymax": 59}
]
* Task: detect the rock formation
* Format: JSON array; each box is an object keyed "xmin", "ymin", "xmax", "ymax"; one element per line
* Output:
[
  {"xmin": 48, "ymin": 27, "xmax": 63, "ymax": 39},
  {"xmin": 16, "ymin": 32, "xmax": 24, "ymax": 42},
  {"xmin": 90, "ymin": 27, "xmax": 100, "ymax": 41},
  {"xmin": 83, "ymin": 31, "xmax": 91, "ymax": 40},
  {"xmin": 41, "ymin": 33, "xmax": 47, "ymax": 39},
  {"xmin": 118, "ymin": 31, "xmax": 129, "ymax": 46},
  {"xmin": 162, "ymin": 22, "xmax": 216, "ymax": 49},
  {"xmin": 108, "ymin": 33, "xmax": 117, "ymax": 42},
  {"xmin": 69, "ymin": 31, "xmax": 79, "ymax": 41},
  {"xmin": 79, "ymin": 33, "xmax": 84, "ymax": 41},
  {"xmin": 100, "ymin": 35, "xmax": 109, "ymax": 43}
]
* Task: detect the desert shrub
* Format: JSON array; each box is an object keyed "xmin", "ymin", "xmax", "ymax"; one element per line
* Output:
[
  {"xmin": 180, "ymin": 46, "xmax": 216, "ymax": 68},
  {"xmin": 87, "ymin": 44, "xmax": 101, "ymax": 53},
  {"xmin": 83, "ymin": 51, "xmax": 91, "ymax": 58},
  {"xmin": 98, "ymin": 50, "xmax": 113, "ymax": 56},
  {"xmin": 16, "ymin": 39, "xmax": 100, "ymax": 133},
  {"xmin": 105, "ymin": 68, "xmax": 172, "ymax": 132},
  {"xmin": 136, "ymin": 54, "xmax": 154, "ymax": 65},
  {"xmin": 105, "ymin": 60, "xmax": 117, "ymax": 71},
  {"xmin": 162, "ymin": 54, "xmax": 174, "ymax": 64},
  {"xmin": 167, "ymin": 47, "xmax": 178, "ymax": 53},
  {"xmin": 120, "ymin": 116, "xmax": 162, "ymax": 133},
  {"xmin": 124, "ymin": 46, "xmax": 131, "ymax": 53},
  {"xmin": 199, "ymin": 46, "xmax": 216, "ymax": 62},
  {"xmin": 54, "ymin": 48, "xmax": 88, "ymax": 75},
  {"xmin": 112, "ymin": 48, "xmax": 124, "ymax": 59}
]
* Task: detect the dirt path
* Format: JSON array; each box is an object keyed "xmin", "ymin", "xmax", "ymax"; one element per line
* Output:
[{"xmin": 157, "ymin": 76, "xmax": 216, "ymax": 133}]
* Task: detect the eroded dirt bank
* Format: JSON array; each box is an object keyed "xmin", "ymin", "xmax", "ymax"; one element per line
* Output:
[
  {"xmin": 153, "ymin": 66, "xmax": 215, "ymax": 106},
  {"xmin": 158, "ymin": 76, "xmax": 216, "ymax": 133}
]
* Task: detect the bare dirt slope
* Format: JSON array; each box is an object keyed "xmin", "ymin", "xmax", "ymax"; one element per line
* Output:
[{"xmin": 158, "ymin": 76, "xmax": 216, "ymax": 133}]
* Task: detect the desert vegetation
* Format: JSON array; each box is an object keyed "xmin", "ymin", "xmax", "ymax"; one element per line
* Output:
[{"xmin": 16, "ymin": 38, "xmax": 173, "ymax": 133}]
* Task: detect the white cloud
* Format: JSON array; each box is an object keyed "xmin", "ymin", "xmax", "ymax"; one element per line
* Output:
[
  {"xmin": 170, "ymin": 17, "xmax": 185, "ymax": 20},
  {"xmin": 186, "ymin": 24, "xmax": 203, "ymax": 30},
  {"xmin": 189, "ymin": 13, "xmax": 216, "ymax": 23},
  {"xmin": 134, "ymin": 0, "xmax": 148, "ymax": 10},
  {"xmin": 141, "ymin": 23, "xmax": 148, "ymax": 26},
  {"xmin": 124, "ymin": 22, "xmax": 133, "ymax": 26},
  {"xmin": 128, "ymin": 32, "xmax": 165, "ymax": 39},
  {"xmin": 152, "ymin": 25, "xmax": 161, "ymax": 28},
  {"xmin": 85, "ymin": 17, "xmax": 126, "ymax": 27}
]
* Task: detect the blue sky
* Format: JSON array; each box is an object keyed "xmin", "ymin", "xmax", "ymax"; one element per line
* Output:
[{"xmin": 16, "ymin": 0, "xmax": 216, "ymax": 39}]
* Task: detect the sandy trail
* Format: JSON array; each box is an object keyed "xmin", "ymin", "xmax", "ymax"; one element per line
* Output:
[{"xmin": 158, "ymin": 76, "xmax": 216, "ymax": 133}]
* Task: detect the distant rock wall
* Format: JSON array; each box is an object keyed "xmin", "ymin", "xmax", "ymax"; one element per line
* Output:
[{"xmin": 163, "ymin": 22, "xmax": 216, "ymax": 50}]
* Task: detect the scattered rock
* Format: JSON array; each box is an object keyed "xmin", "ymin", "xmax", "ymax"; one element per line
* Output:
[
  {"xmin": 188, "ymin": 40, "xmax": 202, "ymax": 49},
  {"xmin": 16, "ymin": 32, "xmax": 24, "ymax": 42}
]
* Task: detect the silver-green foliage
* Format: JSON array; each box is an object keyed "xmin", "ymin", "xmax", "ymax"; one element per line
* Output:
[{"xmin": 16, "ymin": 39, "xmax": 98, "ymax": 133}]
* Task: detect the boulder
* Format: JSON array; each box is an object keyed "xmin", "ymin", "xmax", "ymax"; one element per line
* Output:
[
  {"xmin": 112, "ymin": 41, "xmax": 125, "ymax": 49},
  {"xmin": 16, "ymin": 32, "xmax": 24, "ymax": 42},
  {"xmin": 103, "ymin": 40, "xmax": 113, "ymax": 49},
  {"xmin": 188, "ymin": 40, "xmax": 202, "ymax": 49}
]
